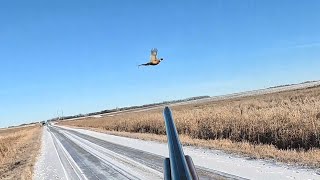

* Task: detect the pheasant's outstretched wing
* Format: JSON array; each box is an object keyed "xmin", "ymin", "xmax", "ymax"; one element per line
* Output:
[{"xmin": 150, "ymin": 48, "xmax": 158, "ymax": 62}]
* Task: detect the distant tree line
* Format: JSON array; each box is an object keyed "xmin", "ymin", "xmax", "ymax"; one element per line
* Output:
[
  {"xmin": 48, "ymin": 95, "xmax": 210, "ymax": 122},
  {"xmin": 7, "ymin": 121, "xmax": 39, "ymax": 128},
  {"xmin": 267, "ymin": 80, "xmax": 318, "ymax": 89}
]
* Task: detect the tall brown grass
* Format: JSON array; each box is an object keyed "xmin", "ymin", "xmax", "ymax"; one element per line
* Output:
[
  {"xmin": 0, "ymin": 125, "xmax": 42, "ymax": 180},
  {"xmin": 59, "ymin": 86, "xmax": 320, "ymax": 167}
]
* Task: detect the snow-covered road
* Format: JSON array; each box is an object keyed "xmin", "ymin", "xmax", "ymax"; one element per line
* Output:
[
  {"xmin": 33, "ymin": 125, "xmax": 319, "ymax": 180},
  {"xmin": 34, "ymin": 125, "xmax": 236, "ymax": 180},
  {"xmin": 33, "ymin": 126, "xmax": 84, "ymax": 180}
]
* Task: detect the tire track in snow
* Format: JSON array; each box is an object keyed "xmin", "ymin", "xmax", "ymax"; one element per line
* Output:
[{"xmin": 52, "ymin": 126, "xmax": 242, "ymax": 180}]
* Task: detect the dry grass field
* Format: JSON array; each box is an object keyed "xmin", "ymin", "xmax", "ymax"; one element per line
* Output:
[
  {"xmin": 0, "ymin": 125, "xmax": 42, "ymax": 180},
  {"xmin": 59, "ymin": 86, "xmax": 320, "ymax": 167}
]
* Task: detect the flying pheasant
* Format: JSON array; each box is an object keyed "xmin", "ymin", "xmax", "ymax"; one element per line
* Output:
[{"xmin": 138, "ymin": 48, "xmax": 164, "ymax": 67}]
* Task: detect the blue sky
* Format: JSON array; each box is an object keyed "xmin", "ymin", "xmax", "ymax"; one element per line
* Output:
[{"xmin": 0, "ymin": 0, "xmax": 320, "ymax": 128}]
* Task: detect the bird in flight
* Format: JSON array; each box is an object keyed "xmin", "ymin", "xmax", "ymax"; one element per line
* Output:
[{"xmin": 138, "ymin": 48, "xmax": 164, "ymax": 67}]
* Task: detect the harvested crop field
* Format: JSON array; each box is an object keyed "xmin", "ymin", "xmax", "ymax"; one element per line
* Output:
[
  {"xmin": 59, "ymin": 85, "xmax": 320, "ymax": 167},
  {"xmin": 0, "ymin": 125, "xmax": 42, "ymax": 179}
]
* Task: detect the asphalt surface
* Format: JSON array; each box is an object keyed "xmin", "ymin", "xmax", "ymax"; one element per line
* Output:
[{"xmin": 47, "ymin": 126, "xmax": 245, "ymax": 180}]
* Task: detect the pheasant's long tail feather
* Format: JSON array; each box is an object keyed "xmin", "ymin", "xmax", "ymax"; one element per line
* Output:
[{"xmin": 139, "ymin": 62, "xmax": 152, "ymax": 67}]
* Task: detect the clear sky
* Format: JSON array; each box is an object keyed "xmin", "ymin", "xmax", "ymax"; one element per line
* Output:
[{"xmin": 1, "ymin": 0, "xmax": 320, "ymax": 128}]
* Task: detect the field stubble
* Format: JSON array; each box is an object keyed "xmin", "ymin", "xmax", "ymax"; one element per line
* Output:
[
  {"xmin": 59, "ymin": 86, "xmax": 320, "ymax": 167},
  {"xmin": 0, "ymin": 125, "xmax": 42, "ymax": 179}
]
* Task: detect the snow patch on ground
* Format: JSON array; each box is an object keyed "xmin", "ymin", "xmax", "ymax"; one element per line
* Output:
[{"xmin": 59, "ymin": 126, "xmax": 320, "ymax": 180}]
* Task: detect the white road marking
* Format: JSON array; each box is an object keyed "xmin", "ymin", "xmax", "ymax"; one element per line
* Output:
[
  {"xmin": 51, "ymin": 130, "xmax": 88, "ymax": 180},
  {"xmin": 50, "ymin": 129, "xmax": 70, "ymax": 180}
]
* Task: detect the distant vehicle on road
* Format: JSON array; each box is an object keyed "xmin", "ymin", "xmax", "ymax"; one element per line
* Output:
[{"xmin": 40, "ymin": 121, "xmax": 46, "ymax": 126}]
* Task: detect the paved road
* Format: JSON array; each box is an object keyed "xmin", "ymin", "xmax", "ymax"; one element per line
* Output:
[{"xmin": 45, "ymin": 125, "xmax": 244, "ymax": 180}]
